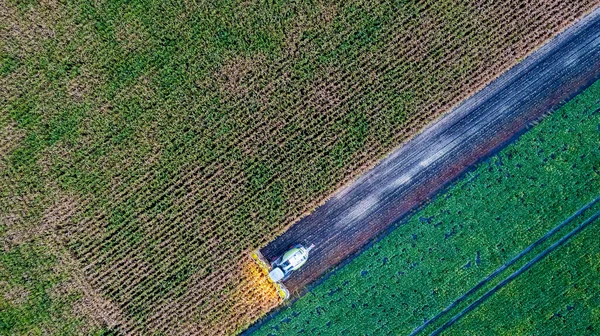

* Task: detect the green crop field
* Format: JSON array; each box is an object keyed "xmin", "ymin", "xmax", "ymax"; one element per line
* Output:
[
  {"xmin": 251, "ymin": 78, "xmax": 600, "ymax": 335},
  {"xmin": 449, "ymin": 217, "xmax": 600, "ymax": 335},
  {"xmin": 1, "ymin": 0, "xmax": 598, "ymax": 334}
]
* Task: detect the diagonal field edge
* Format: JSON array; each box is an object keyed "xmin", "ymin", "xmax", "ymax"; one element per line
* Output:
[
  {"xmin": 410, "ymin": 195, "xmax": 600, "ymax": 335},
  {"xmin": 247, "ymin": 7, "xmax": 600, "ymax": 334},
  {"xmin": 260, "ymin": 5, "xmax": 600, "ymax": 294},
  {"xmin": 429, "ymin": 207, "xmax": 600, "ymax": 336}
]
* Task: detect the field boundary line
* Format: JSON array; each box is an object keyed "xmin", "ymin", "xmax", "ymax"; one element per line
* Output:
[
  {"xmin": 429, "ymin": 207, "xmax": 600, "ymax": 335},
  {"xmin": 410, "ymin": 195, "xmax": 600, "ymax": 335}
]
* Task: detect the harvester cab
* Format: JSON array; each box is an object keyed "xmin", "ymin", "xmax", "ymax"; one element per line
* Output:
[
  {"xmin": 268, "ymin": 244, "xmax": 314, "ymax": 282},
  {"xmin": 251, "ymin": 244, "xmax": 315, "ymax": 300}
]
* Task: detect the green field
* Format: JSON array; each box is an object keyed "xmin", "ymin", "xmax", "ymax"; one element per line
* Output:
[
  {"xmin": 448, "ymin": 217, "xmax": 600, "ymax": 335},
  {"xmin": 251, "ymin": 78, "xmax": 600, "ymax": 335},
  {"xmin": 0, "ymin": 242, "xmax": 96, "ymax": 334},
  {"xmin": 1, "ymin": 0, "xmax": 598, "ymax": 334}
]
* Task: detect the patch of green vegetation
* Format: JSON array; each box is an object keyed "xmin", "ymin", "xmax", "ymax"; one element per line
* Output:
[
  {"xmin": 48, "ymin": 106, "xmax": 86, "ymax": 145},
  {"xmin": 331, "ymin": 112, "xmax": 370, "ymax": 168},
  {"xmin": 252, "ymin": 78, "xmax": 600, "ymax": 335},
  {"xmin": 448, "ymin": 218, "xmax": 600, "ymax": 335},
  {"xmin": 8, "ymin": 97, "xmax": 40, "ymax": 130},
  {"xmin": 0, "ymin": 53, "xmax": 20, "ymax": 76},
  {"xmin": 0, "ymin": 242, "xmax": 93, "ymax": 334}
]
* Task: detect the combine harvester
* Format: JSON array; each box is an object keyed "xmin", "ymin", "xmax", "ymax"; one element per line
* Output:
[{"xmin": 251, "ymin": 244, "xmax": 314, "ymax": 300}]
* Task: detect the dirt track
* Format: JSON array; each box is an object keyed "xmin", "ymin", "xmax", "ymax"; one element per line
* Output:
[{"xmin": 260, "ymin": 7, "xmax": 600, "ymax": 295}]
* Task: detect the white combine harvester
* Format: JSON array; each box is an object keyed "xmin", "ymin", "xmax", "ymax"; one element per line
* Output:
[{"xmin": 251, "ymin": 244, "xmax": 315, "ymax": 300}]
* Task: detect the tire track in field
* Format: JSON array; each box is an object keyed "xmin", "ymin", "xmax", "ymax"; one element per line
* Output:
[
  {"xmin": 430, "ymin": 208, "xmax": 600, "ymax": 335},
  {"xmin": 260, "ymin": 7, "xmax": 600, "ymax": 294},
  {"xmin": 411, "ymin": 195, "xmax": 600, "ymax": 335}
]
